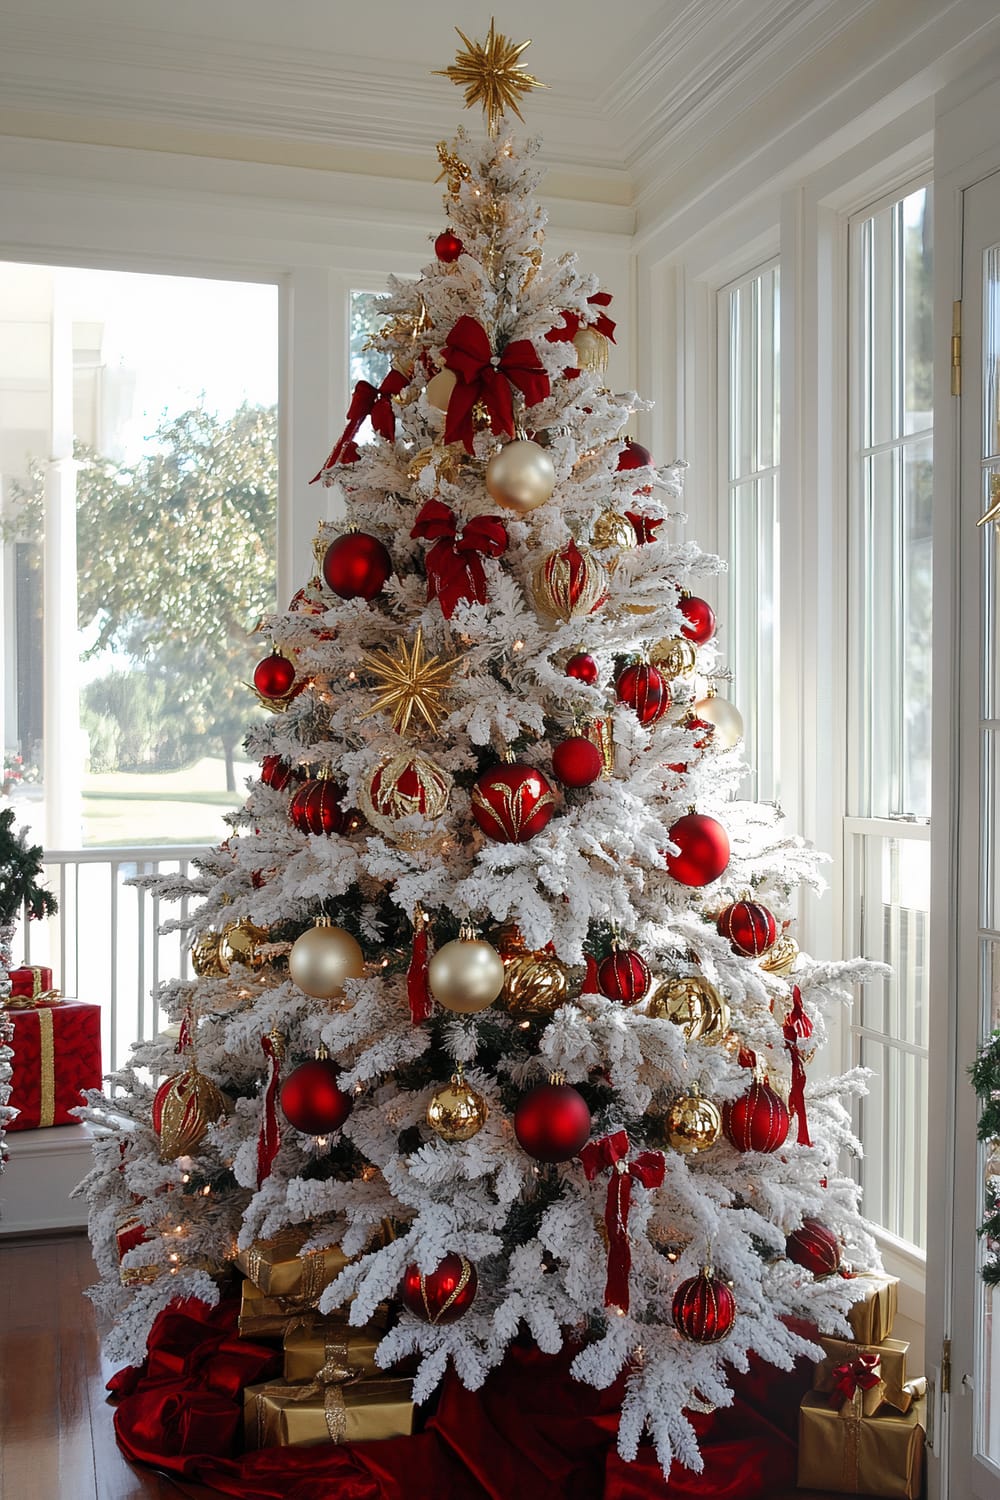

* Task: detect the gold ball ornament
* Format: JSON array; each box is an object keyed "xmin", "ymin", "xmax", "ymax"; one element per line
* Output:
[
  {"xmin": 426, "ymin": 368, "xmax": 458, "ymax": 411},
  {"xmin": 503, "ymin": 948, "xmax": 570, "ymax": 1017},
  {"xmin": 572, "ymin": 327, "xmax": 610, "ymax": 373},
  {"xmin": 591, "ymin": 509, "xmax": 637, "ymax": 554},
  {"xmin": 693, "ymin": 692, "xmax": 744, "ymax": 749},
  {"xmin": 665, "ymin": 1088, "xmax": 723, "ymax": 1154},
  {"xmin": 485, "ymin": 440, "xmax": 556, "ymax": 514},
  {"xmin": 426, "ymin": 1072, "xmax": 489, "ymax": 1141},
  {"xmin": 153, "ymin": 1065, "xmax": 230, "ymax": 1163},
  {"xmin": 190, "ymin": 930, "xmax": 227, "ymax": 978},
  {"xmin": 652, "ymin": 636, "xmax": 698, "ymax": 680},
  {"xmin": 760, "ymin": 933, "xmax": 799, "ymax": 976},
  {"xmin": 532, "ymin": 540, "xmax": 609, "ymax": 622},
  {"xmin": 647, "ymin": 975, "xmax": 731, "ymax": 1042},
  {"xmin": 289, "ymin": 918, "xmax": 365, "ymax": 1000},
  {"xmin": 219, "ymin": 918, "xmax": 269, "ymax": 971},
  {"xmin": 428, "ymin": 930, "xmax": 505, "ymax": 1014}
]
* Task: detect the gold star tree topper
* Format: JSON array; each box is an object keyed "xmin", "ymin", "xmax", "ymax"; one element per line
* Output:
[
  {"xmin": 435, "ymin": 19, "xmax": 547, "ymax": 137},
  {"xmin": 360, "ymin": 628, "xmax": 455, "ymax": 735}
]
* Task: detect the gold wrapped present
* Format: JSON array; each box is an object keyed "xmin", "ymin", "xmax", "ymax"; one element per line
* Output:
[
  {"xmin": 238, "ymin": 1279, "xmax": 319, "ymax": 1341},
  {"xmin": 235, "ymin": 1225, "xmax": 350, "ymax": 1302},
  {"xmin": 283, "ymin": 1320, "xmax": 385, "ymax": 1383},
  {"xmin": 798, "ymin": 1390, "xmax": 926, "ymax": 1497},
  {"xmin": 842, "ymin": 1270, "xmax": 899, "ymax": 1344},
  {"xmin": 815, "ymin": 1336, "xmax": 913, "ymax": 1413},
  {"xmin": 244, "ymin": 1377, "xmax": 415, "ymax": 1449}
]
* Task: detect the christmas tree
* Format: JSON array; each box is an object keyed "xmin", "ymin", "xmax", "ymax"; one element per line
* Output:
[{"xmin": 80, "ymin": 24, "xmax": 881, "ymax": 1477}]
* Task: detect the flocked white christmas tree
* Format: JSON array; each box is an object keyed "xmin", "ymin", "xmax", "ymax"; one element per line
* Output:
[{"xmin": 78, "ymin": 24, "xmax": 882, "ymax": 1477}]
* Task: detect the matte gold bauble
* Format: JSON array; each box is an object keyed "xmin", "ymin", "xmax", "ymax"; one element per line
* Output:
[
  {"xmin": 153, "ymin": 1065, "xmax": 230, "ymax": 1163},
  {"xmin": 652, "ymin": 636, "xmax": 698, "ymax": 680},
  {"xmin": 665, "ymin": 1088, "xmax": 723, "ymax": 1154},
  {"xmin": 289, "ymin": 918, "xmax": 365, "ymax": 1000},
  {"xmin": 219, "ymin": 918, "xmax": 269, "ymax": 970},
  {"xmin": 426, "ymin": 368, "xmax": 458, "ymax": 411},
  {"xmin": 426, "ymin": 1072, "xmax": 488, "ymax": 1141},
  {"xmin": 760, "ymin": 932, "xmax": 799, "ymax": 976},
  {"xmin": 428, "ymin": 932, "xmax": 505, "ymax": 1013},
  {"xmin": 647, "ymin": 975, "xmax": 730, "ymax": 1042},
  {"xmin": 190, "ymin": 930, "xmax": 226, "ymax": 978},
  {"xmin": 485, "ymin": 440, "xmax": 556, "ymax": 514},
  {"xmin": 693, "ymin": 691, "xmax": 744, "ymax": 749},
  {"xmin": 572, "ymin": 327, "xmax": 610, "ymax": 373},
  {"xmin": 591, "ymin": 509, "xmax": 636, "ymax": 553},
  {"xmin": 503, "ymin": 949, "xmax": 570, "ymax": 1017}
]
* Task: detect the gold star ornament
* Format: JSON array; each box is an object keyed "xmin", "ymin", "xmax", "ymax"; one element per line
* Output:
[
  {"xmin": 435, "ymin": 19, "xmax": 547, "ymax": 137},
  {"xmin": 360, "ymin": 627, "xmax": 455, "ymax": 735}
]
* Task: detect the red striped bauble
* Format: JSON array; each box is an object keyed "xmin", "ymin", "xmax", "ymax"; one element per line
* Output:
[
  {"xmin": 615, "ymin": 662, "xmax": 671, "ymax": 725},
  {"xmin": 289, "ymin": 777, "xmax": 346, "ymax": 836},
  {"xmin": 672, "ymin": 1270, "xmax": 737, "ymax": 1343},
  {"xmin": 716, "ymin": 899, "xmax": 778, "ymax": 958},
  {"xmin": 785, "ymin": 1218, "xmax": 842, "ymax": 1277},
  {"xmin": 261, "ymin": 755, "xmax": 299, "ymax": 792},
  {"xmin": 722, "ymin": 1079, "xmax": 790, "ymax": 1153},
  {"xmin": 597, "ymin": 947, "xmax": 651, "ymax": 1005}
]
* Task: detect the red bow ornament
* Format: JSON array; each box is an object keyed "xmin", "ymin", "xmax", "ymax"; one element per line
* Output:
[
  {"xmin": 783, "ymin": 985, "xmax": 813, "ymax": 1147},
  {"xmin": 625, "ymin": 511, "xmax": 664, "ymax": 545},
  {"xmin": 830, "ymin": 1353, "xmax": 882, "ymax": 1415},
  {"xmin": 256, "ymin": 1031, "xmax": 282, "ymax": 1188},
  {"xmin": 410, "ymin": 498, "xmax": 508, "ymax": 618},
  {"xmin": 441, "ymin": 316, "xmax": 550, "ymax": 452},
  {"xmin": 578, "ymin": 1129, "xmax": 665, "ymax": 1313},
  {"xmin": 310, "ymin": 369, "xmax": 410, "ymax": 482},
  {"xmin": 545, "ymin": 291, "xmax": 617, "ymax": 347}
]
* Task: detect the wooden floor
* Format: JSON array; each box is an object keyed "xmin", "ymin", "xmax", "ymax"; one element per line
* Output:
[{"xmin": 0, "ymin": 1230, "xmax": 862, "ymax": 1500}]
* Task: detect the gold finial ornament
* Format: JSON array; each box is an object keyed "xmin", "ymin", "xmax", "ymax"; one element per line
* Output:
[
  {"xmin": 360, "ymin": 626, "xmax": 455, "ymax": 736},
  {"xmin": 435, "ymin": 19, "xmax": 547, "ymax": 137}
]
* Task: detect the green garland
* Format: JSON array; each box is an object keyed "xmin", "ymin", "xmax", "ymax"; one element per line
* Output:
[
  {"xmin": 971, "ymin": 1031, "xmax": 1000, "ymax": 1285},
  {"xmin": 0, "ymin": 807, "xmax": 58, "ymax": 928}
]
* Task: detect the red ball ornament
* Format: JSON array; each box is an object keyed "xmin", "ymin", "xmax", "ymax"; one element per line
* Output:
[
  {"xmin": 253, "ymin": 651, "xmax": 296, "ymax": 700},
  {"xmin": 289, "ymin": 777, "xmax": 346, "ymax": 836},
  {"xmin": 785, "ymin": 1218, "xmax": 842, "ymax": 1278},
  {"xmin": 723, "ymin": 1079, "xmax": 789, "ymax": 1153},
  {"xmin": 679, "ymin": 593, "xmax": 717, "ymax": 645},
  {"xmin": 565, "ymin": 651, "xmax": 600, "ymax": 685},
  {"xmin": 616, "ymin": 662, "xmax": 670, "ymax": 725},
  {"xmin": 280, "ymin": 1058, "xmax": 353, "ymax": 1135},
  {"xmin": 666, "ymin": 812, "xmax": 730, "ymax": 887},
  {"xmin": 514, "ymin": 1081, "xmax": 592, "ymax": 1163},
  {"xmin": 261, "ymin": 754, "xmax": 299, "ymax": 792},
  {"xmin": 472, "ymin": 763, "xmax": 556, "ymax": 844},
  {"xmin": 597, "ymin": 947, "xmax": 651, "ymax": 1005},
  {"xmin": 552, "ymin": 736, "xmax": 603, "ymax": 788},
  {"xmin": 401, "ymin": 1253, "xmax": 478, "ymax": 1324},
  {"xmin": 672, "ymin": 1270, "xmax": 737, "ymax": 1343},
  {"xmin": 434, "ymin": 230, "xmax": 464, "ymax": 263},
  {"xmin": 323, "ymin": 532, "xmax": 392, "ymax": 601},
  {"xmin": 617, "ymin": 441, "xmax": 652, "ymax": 471},
  {"xmin": 717, "ymin": 899, "xmax": 778, "ymax": 957}
]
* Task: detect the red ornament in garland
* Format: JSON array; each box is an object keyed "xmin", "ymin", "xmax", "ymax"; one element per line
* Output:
[
  {"xmin": 472, "ymin": 763, "xmax": 556, "ymax": 843},
  {"xmin": 597, "ymin": 947, "xmax": 651, "ymax": 1005},
  {"xmin": 666, "ymin": 812, "xmax": 730, "ymax": 886},
  {"xmin": 323, "ymin": 532, "xmax": 392, "ymax": 601},
  {"xmin": 514, "ymin": 1081, "xmax": 592, "ymax": 1163},
  {"xmin": 723, "ymin": 1079, "xmax": 790, "ymax": 1154},
  {"xmin": 253, "ymin": 651, "xmax": 296, "ymax": 700},
  {"xmin": 786, "ymin": 1218, "xmax": 842, "ymax": 1277},
  {"xmin": 679, "ymin": 593, "xmax": 717, "ymax": 645},
  {"xmin": 716, "ymin": 899, "xmax": 778, "ymax": 957},
  {"xmin": 672, "ymin": 1269, "xmax": 737, "ymax": 1343},
  {"xmin": 552, "ymin": 736, "xmax": 603, "ymax": 788},
  {"xmin": 617, "ymin": 441, "xmax": 652, "ymax": 471},
  {"xmin": 434, "ymin": 230, "xmax": 464, "ymax": 263},
  {"xmin": 616, "ymin": 662, "xmax": 670, "ymax": 725},
  {"xmin": 401, "ymin": 1253, "xmax": 478, "ymax": 1324},
  {"xmin": 279, "ymin": 1057, "xmax": 353, "ymax": 1135},
  {"xmin": 261, "ymin": 755, "xmax": 299, "ymax": 792},
  {"xmin": 289, "ymin": 777, "xmax": 346, "ymax": 836},
  {"xmin": 565, "ymin": 651, "xmax": 600, "ymax": 684}
]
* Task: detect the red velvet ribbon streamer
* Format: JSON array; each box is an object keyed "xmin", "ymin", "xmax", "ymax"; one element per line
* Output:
[
  {"xmin": 176, "ymin": 1010, "xmax": 193, "ymax": 1055},
  {"xmin": 407, "ymin": 908, "xmax": 432, "ymax": 1025},
  {"xmin": 410, "ymin": 499, "xmax": 508, "ymax": 618},
  {"xmin": 578, "ymin": 1129, "xmax": 665, "ymax": 1313},
  {"xmin": 783, "ymin": 986, "xmax": 813, "ymax": 1147},
  {"xmin": 256, "ymin": 1033, "xmax": 282, "ymax": 1188},
  {"xmin": 581, "ymin": 953, "xmax": 600, "ymax": 996},
  {"xmin": 624, "ymin": 511, "xmax": 663, "ymax": 545},
  {"xmin": 829, "ymin": 1353, "xmax": 881, "ymax": 1409},
  {"xmin": 545, "ymin": 292, "xmax": 617, "ymax": 346},
  {"xmin": 441, "ymin": 315, "xmax": 550, "ymax": 452},
  {"xmin": 310, "ymin": 369, "xmax": 409, "ymax": 481}
]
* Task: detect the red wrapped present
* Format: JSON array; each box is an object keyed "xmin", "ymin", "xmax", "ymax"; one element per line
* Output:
[
  {"xmin": 6, "ymin": 1000, "xmax": 101, "ymax": 1129},
  {"xmin": 5, "ymin": 965, "xmax": 58, "ymax": 1006}
]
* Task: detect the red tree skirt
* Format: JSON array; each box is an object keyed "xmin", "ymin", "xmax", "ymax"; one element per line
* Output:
[{"xmin": 108, "ymin": 1296, "xmax": 813, "ymax": 1500}]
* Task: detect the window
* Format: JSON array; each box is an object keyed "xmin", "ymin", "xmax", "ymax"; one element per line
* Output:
[
  {"xmin": 846, "ymin": 184, "xmax": 933, "ymax": 1250},
  {"xmin": 718, "ymin": 262, "xmax": 781, "ymax": 802}
]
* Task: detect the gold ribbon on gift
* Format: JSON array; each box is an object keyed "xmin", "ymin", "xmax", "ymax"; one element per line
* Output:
[
  {"xmin": 283, "ymin": 1319, "xmax": 384, "ymax": 1383},
  {"xmin": 239, "ymin": 1226, "xmax": 348, "ymax": 1301},
  {"xmin": 238, "ymin": 1280, "xmax": 318, "ymax": 1340},
  {"xmin": 797, "ymin": 1390, "xmax": 927, "ymax": 1499},
  {"xmin": 815, "ymin": 1335, "xmax": 911, "ymax": 1413},
  {"xmin": 38, "ymin": 1004, "xmax": 55, "ymax": 1127},
  {"xmin": 245, "ymin": 1376, "xmax": 415, "ymax": 1450},
  {"xmin": 837, "ymin": 1388, "xmax": 865, "ymax": 1489}
]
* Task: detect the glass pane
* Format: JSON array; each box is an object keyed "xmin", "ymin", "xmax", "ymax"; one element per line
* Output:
[
  {"xmin": 728, "ymin": 279, "xmax": 757, "ymax": 482},
  {"xmin": 902, "ymin": 187, "xmax": 933, "ymax": 438},
  {"xmin": 1, "ymin": 263, "xmax": 279, "ymax": 848},
  {"xmin": 728, "ymin": 473, "xmax": 779, "ymax": 802},
  {"xmin": 901, "ymin": 438, "xmax": 933, "ymax": 816},
  {"xmin": 985, "ymin": 241, "xmax": 1000, "ymax": 463},
  {"xmin": 349, "ymin": 290, "xmax": 391, "ymax": 389},
  {"xmin": 861, "ymin": 205, "xmax": 899, "ymax": 450}
]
